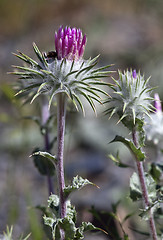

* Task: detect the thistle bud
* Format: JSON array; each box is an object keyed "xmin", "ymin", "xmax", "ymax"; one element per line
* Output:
[{"xmin": 105, "ymin": 69, "xmax": 154, "ymax": 126}]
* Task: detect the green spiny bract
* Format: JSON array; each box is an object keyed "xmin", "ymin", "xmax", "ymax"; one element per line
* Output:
[
  {"xmin": 105, "ymin": 69, "xmax": 154, "ymax": 127},
  {"xmin": 11, "ymin": 42, "xmax": 111, "ymax": 115}
]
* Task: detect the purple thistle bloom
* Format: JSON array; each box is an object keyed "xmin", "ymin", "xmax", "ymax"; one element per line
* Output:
[
  {"xmin": 132, "ymin": 69, "xmax": 137, "ymax": 79},
  {"xmin": 154, "ymin": 93, "xmax": 162, "ymax": 113},
  {"xmin": 55, "ymin": 26, "xmax": 87, "ymax": 61}
]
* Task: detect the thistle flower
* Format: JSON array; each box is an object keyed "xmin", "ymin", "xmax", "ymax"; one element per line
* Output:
[
  {"xmin": 54, "ymin": 25, "xmax": 86, "ymax": 61},
  {"xmin": 11, "ymin": 26, "xmax": 111, "ymax": 114},
  {"xmin": 104, "ymin": 69, "xmax": 154, "ymax": 125},
  {"xmin": 144, "ymin": 93, "xmax": 163, "ymax": 145}
]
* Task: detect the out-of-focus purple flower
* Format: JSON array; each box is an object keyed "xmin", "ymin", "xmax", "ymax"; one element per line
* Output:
[
  {"xmin": 132, "ymin": 69, "xmax": 137, "ymax": 79},
  {"xmin": 55, "ymin": 26, "xmax": 87, "ymax": 61},
  {"xmin": 154, "ymin": 93, "xmax": 162, "ymax": 114}
]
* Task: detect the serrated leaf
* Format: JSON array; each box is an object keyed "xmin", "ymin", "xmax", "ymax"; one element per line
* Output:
[
  {"xmin": 43, "ymin": 215, "xmax": 56, "ymax": 228},
  {"xmin": 130, "ymin": 172, "xmax": 142, "ymax": 201},
  {"xmin": 64, "ymin": 176, "xmax": 94, "ymax": 199},
  {"xmin": 139, "ymin": 201, "xmax": 160, "ymax": 221},
  {"xmin": 136, "ymin": 118, "xmax": 145, "ymax": 147},
  {"xmin": 110, "ymin": 135, "xmax": 145, "ymax": 162},
  {"xmin": 130, "ymin": 172, "xmax": 157, "ymax": 203},
  {"xmin": 58, "ymin": 218, "xmax": 76, "ymax": 240},
  {"xmin": 48, "ymin": 194, "xmax": 60, "ymax": 208},
  {"xmin": 75, "ymin": 222, "xmax": 104, "ymax": 240}
]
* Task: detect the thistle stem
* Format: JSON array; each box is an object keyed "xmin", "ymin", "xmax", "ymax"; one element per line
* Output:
[
  {"xmin": 57, "ymin": 93, "xmax": 67, "ymax": 220},
  {"xmin": 132, "ymin": 129, "xmax": 158, "ymax": 240},
  {"xmin": 41, "ymin": 96, "xmax": 54, "ymax": 195}
]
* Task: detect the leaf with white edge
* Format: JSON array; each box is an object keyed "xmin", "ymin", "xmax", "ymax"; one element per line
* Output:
[
  {"xmin": 110, "ymin": 135, "xmax": 145, "ymax": 162},
  {"xmin": 48, "ymin": 194, "xmax": 59, "ymax": 208},
  {"xmin": 75, "ymin": 222, "xmax": 105, "ymax": 240},
  {"xmin": 43, "ymin": 216, "xmax": 56, "ymax": 228},
  {"xmin": 30, "ymin": 151, "xmax": 57, "ymax": 165},
  {"xmin": 32, "ymin": 148, "xmax": 55, "ymax": 176},
  {"xmin": 136, "ymin": 118, "xmax": 145, "ymax": 147},
  {"xmin": 144, "ymin": 173, "xmax": 157, "ymax": 202},
  {"xmin": 130, "ymin": 172, "xmax": 142, "ymax": 201},
  {"xmin": 130, "ymin": 172, "xmax": 157, "ymax": 203},
  {"xmin": 139, "ymin": 201, "xmax": 160, "ymax": 221},
  {"xmin": 64, "ymin": 176, "xmax": 95, "ymax": 199},
  {"xmin": 58, "ymin": 218, "xmax": 76, "ymax": 240},
  {"xmin": 66, "ymin": 201, "xmax": 77, "ymax": 223}
]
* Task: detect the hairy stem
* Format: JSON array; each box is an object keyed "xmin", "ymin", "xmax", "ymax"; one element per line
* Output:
[
  {"xmin": 57, "ymin": 93, "xmax": 67, "ymax": 220},
  {"xmin": 132, "ymin": 129, "xmax": 158, "ymax": 240},
  {"xmin": 41, "ymin": 96, "xmax": 54, "ymax": 195}
]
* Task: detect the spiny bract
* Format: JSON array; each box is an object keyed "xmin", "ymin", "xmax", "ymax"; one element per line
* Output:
[{"xmin": 104, "ymin": 69, "xmax": 154, "ymax": 124}]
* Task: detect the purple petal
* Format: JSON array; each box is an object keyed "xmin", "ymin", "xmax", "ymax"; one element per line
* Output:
[
  {"xmin": 79, "ymin": 45, "xmax": 85, "ymax": 58},
  {"xmin": 57, "ymin": 38, "xmax": 62, "ymax": 60},
  {"xmin": 62, "ymin": 35, "xmax": 68, "ymax": 58},
  {"xmin": 154, "ymin": 93, "xmax": 162, "ymax": 113},
  {"xmin": 132, "ymin": 69, "xmax": 137, "ymax": 79}
]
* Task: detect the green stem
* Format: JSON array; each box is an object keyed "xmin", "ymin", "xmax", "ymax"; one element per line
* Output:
[
  {"xmin": 57, "ymin": 93, "xmax": 67, "ymax": 239},
  {"xmin": 132, "ymin": 129, "xmax": 158, "ymax": 240}
]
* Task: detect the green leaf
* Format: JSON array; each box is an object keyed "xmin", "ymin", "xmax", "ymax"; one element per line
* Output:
[
  {"xmin": 75, "ymin": 222, "xmax": 104, "ymax": 240},
  {"xmin": 58, "ymin": 218, "xmax": 76, "ymax": 240},
  {"xmin": 110, "ymin": 135, "xmax": 145, "ymax": 162},
  {"xmin": 64, "ymin": 176, "xmax": 95, "ymax": 199},
  {"xmin": 139, "ymin": 201, "xmax": 160, "ymax": 221},
  {"xmin": 31, "ymin": 151, "xmax": 57, "ymax": 165},
  {"xmin": 145, "ymin": 173, "xmax": 157, "ymax": 203},
  {"xmin": 43, "ymin": 215, "xmax": 56, "ymax": 228},
  {"xmin": 149, "ymin": 163, "xmax": 163, "ymax": 183},
  {"xmin": 129, "ymin": 172, "xmax": 142, "ymax": 201},
  {"xmin": 130, "ymin": 172, "xmax": 157, "ymax": 203},
  {"xmin": 31, "ymin": 149, "xmax": 55, "ymax": 176},
  {"xmin": 136, "ymin": 118, "xmax": 145, "ymax": 147},
  {"xmin": 109, "ymin": 153, "xmax": 133, "ymax": 168}
]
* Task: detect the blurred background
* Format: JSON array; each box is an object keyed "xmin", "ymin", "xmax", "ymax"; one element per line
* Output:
[{"xmin": 0, "ymin": 0, "xmax": 163, "ymax": 239}]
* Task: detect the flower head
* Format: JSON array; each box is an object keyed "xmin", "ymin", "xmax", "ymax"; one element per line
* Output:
[
  {"xmin": 144, "ymin": 93, "xmax": 163, "ymax": 145},
  {"xmin": 11, "ymin": 26, "xmax": 111, "ymax": 114},
  {"xmin": 105, "ymin": 69, "xmax": 154, "ymax": 125},
  {"xmin": 55, "ymin": 26, "xmax": 87, "ymax": 61}
]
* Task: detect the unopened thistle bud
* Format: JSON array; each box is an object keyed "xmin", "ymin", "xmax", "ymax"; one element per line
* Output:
[
  {"xmin": 105, "ymin": 69, "xmax": 154, "ymax": 126},
  {"xmin": 11, "ymin": 26, "xmax": 112, "ymax": 114}
]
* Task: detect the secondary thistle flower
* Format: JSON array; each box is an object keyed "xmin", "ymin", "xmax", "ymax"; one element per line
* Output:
[
  {"xmin": 144, "ymin": 93, "xmax": 163, "ymax": 145},
  {"xmin": 104, "ymin": 69, "xmax": 154, "ymax": 125},
  {"xmin": 11, "ymin": 26, "xmax": 111, "ymax": 114}
]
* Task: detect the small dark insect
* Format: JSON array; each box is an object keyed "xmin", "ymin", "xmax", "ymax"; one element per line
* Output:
[
  {"xmin": 46, "ymin": 51, "xmax": 58, "ymax": 59},
  {"xmin": 44, "ymin": 51, "xmax": 58, "ymax": 63}
]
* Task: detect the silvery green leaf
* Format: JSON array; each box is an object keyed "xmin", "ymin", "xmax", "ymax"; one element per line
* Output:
[
  {"xmin": 31, "ymin": 151, "xmax": 57, "ymax": 165},
  {"xmin": 110, "ymin": 135, "xmax": 145, "ymax": 162},
  {"xmin": 130, "ymin": 172, "xmax": 142, "ymax": 201},
  {"xmin": 64, "ymin": 175, "xmax": 94, "ymax": 199}
]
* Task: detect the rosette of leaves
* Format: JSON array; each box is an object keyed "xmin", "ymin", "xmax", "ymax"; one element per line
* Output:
[
  {"xmin": 11, "ymin": 26, "xmax": 112, "ymax": 114},
  {"xmin": 105, "ymin": 69, "xmax": 154, "ymax": 128}
]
